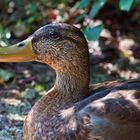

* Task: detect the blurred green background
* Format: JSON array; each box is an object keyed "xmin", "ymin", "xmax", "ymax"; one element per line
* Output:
[
  {"xmin": 0, "ymin": 0, "xmax": 140, "ymax": 140},
  {"xmin": 0, "ymin": 0, "xmax": 140, "ymax": 45}
]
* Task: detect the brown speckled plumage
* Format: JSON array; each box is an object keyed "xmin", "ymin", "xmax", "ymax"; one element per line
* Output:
[{"xmin": 3, "ymin": 23, "xmax": 140, "ymax": 140}]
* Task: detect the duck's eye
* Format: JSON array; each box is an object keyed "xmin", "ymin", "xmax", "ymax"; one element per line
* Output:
[{"xmin": 49, "ymin": 31, "xmax": 59, "ymax": 39}]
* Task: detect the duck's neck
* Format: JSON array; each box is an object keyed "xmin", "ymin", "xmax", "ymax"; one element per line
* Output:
[
  {"xmin": 53, "ymin": 64, "xmax": 90, "ymax": 105},
  {"xmin": 34, "ymin": 65, "xmax": 90, "ymax": 117},
  {"xmin": 56, "ymin": 72, "xmax": 89, "ymax": 100}
]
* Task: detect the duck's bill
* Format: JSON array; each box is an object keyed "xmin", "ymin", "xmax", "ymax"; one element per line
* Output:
[{"xmin": 0, "ymin": 37, "xmax": 36, "ymax": 62}]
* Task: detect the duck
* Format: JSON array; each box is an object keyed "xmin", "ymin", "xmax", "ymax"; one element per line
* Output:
[{"xmin": 0, "ymin": 23, "xmax": 140, "ymax": 140}]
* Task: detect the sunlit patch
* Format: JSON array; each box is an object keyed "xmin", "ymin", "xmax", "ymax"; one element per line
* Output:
[
  {"xmin": 2, "ymin": 98, "xmax": 21, "ymax": 106},
  {"xmin": 90, "ymin": 101, "xmax": 105, "ymax": 110},
  {"xmin": 59, "ymin": 116, "xmax": 78, "ymax": 132},
  {"xmin": 60, "ymin": 106, "xmax": 75, "ymax": 119},
  {"xmin": 60, "ymin": 107, "xmax": 79, "ymax": 133},
  {"xmin": 7, "ymin": 114, "xmax": 25, "ymax": 121},
  {"xmin": 67, "ymin": 116, "xmax": 78, "ymax": 131}
]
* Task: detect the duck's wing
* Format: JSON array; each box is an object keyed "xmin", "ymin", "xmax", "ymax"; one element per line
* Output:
[
  {"xmin": 89, "ymin": 80, "xmax": 125, "ymax": 93},
  {"xmin": 75, "ymin": 80, "xmax": 140, "ymax": 139},
  {"xmin": 78, "ymin": 80, "xmax": 140, "ymax": 123}
]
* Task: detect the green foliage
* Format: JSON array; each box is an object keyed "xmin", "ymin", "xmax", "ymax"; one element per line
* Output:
[
  {"xmin": 35, "ymin": 84, "xmax": 45, "ymax": 92},
  {"xmin": 78, "ymin": 0, "xmax": 140, "ymax": 40},
  {"xmin": 0, "ymin": 24, "xmax": 11, "ymax": 46},
  {"xmin": 21, "ymin": 88, "xmax": 38, "ymax": 100},
  {"xmin": 75, "ymin": 14, "xmax": 86, "ymax": 23},
  {"xmin": 0, "ymin": 69, "xmax": 13, "ymax": 82},
  {"xmin": 84, "ymin": 24, "xmax": 104, "ymax": 41},
  {"xmin": 79, "ymin": 0, "xmax": 140, "ymax": 13},
  {"xmin": 119, "ymin": 0, "xmax": 134, "ymax": 11},
  {"xmin": 89, "ymin": 0, "xmax": 107, "ymax": 19},
  {"xmin": 79, "ymin": 0, "xmax": 91, "ymax": 8},
  {"xmin": 79, "ymin": 0, "xmax": 107, "ymax": 19},
  {"xmin": 0, "ymin": 0, "xmax": 139, "ymax": 45}
]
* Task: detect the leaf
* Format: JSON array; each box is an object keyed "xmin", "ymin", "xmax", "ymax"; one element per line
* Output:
[
  {"xmin": 0, "ymin": 69, "xmax": 13, "ymax": 82},
  {"xmin": 89, "ymin": 0, "xmax": 107, "ymax": 19},
  {"xmin": 71, "ymin": 2, "xmax": 80, "ymax": 13},
  {"xmin": 79, "ymin": 0, "xmax": 91, "ymax": 8},
  {"xmin": 84, "ymin": 24, "xmax": 104, "ymax": 41},
  {"xmin": 16, "ymin": 0, "xmax": 22, "ymax": 5},
  {"xmin": 0, "ymin": 24, "xmax": 4, "ymax": 34},
  {"xmin": 21, "ymin": 88, "xmax": 37, "ymax": 99},
  {"xmin": 60, "ymin": 0, "xmax": 68, "ymax": 6},
  {"xmin": 59, "ymin": 9, "xmax": 65, "ymax": 18},
  {"xmin": 75, "ymin": 14, "xmax": 86, "ymax": 23},
  {"xmin": 35, "ymin": 84, "xmax": 45, "ymax": 92},
  {"xmin": 119, "ymin": 0, "xmax": 134, "ymax": 11},
  {"xmin": 25, "ymin": 3, "xmax": 37, "ymax": 14}
]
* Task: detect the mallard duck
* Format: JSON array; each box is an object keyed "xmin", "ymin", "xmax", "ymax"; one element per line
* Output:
[{"xmin": 0, "ymin": 23, "xmax": 140, "ymax": 140}]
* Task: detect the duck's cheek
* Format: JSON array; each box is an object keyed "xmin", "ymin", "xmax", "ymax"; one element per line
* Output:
[{"xmin": 36, "ymin": 54, "xmax": 59, "ymax": 69}]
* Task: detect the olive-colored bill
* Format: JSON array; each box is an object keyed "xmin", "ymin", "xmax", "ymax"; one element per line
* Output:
[{"xmin": 0, "ymin": 37, "xmax": 36, "ymax": 62}]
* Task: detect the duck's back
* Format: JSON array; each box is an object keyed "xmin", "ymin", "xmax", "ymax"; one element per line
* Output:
[{"xmin": 76, "ymin": 80, "xmax": 140, "ymax": 140}]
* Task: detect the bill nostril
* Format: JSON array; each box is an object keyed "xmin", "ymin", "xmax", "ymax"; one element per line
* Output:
[{"xmin": 18, "ymin": 43, "xmax": 25, "ymax": 47}]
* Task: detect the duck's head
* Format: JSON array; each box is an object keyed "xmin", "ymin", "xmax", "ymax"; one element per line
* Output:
[
  {"xmin": 0, "ymin": 23, "xmax": 90, "ymax": 99},
  {"xmin": 0, "ymin": 23, "xmax": 89, "ymax": 74}
]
